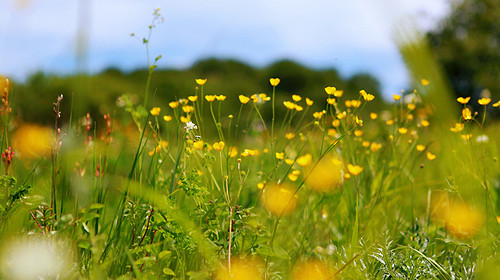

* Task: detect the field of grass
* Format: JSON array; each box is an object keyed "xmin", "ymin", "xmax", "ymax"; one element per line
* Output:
[{"xmin": 0, "ymin": 70, "xmax": 499, "ymax": 279}]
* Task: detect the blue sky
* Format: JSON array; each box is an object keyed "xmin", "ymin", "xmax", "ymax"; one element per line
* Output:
[{"xmin": 0, "ymin": 0, "xmax": 450, "ymax": 95}]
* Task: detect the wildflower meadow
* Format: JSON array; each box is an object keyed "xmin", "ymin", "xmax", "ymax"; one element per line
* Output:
[{"xmin": 1, "ymin": 9, "xmax": 500, "ymax": 280}]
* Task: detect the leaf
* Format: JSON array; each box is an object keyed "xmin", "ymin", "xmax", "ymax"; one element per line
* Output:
[
  {"xmin": 162, "ymin": 268, "xmax": 175, "ymax": 276},
  {"xmin": 158, "ymin": 250, "xmax": 171, "ymax": 260}
]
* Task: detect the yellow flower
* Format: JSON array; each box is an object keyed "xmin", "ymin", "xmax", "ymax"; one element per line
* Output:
[
  {"xmin": 215, "ymin": 256, "xmax": 264, "ymax": 280},
  {"xmin": 493, "ymin": 101, "xmax": 500, "ymax": 107},
  {"xmin": 431, "ymin": 195, "xmax": 483, "ymax": 239},
  {"xmin": 332, "ymin": 119, "xmax": 340, "ymax": 127},
  {"xmin": 326, "ymin": 98, "xmax": 336, "ymax": 105},
  {"xmin": 195, "ymin": 78, "xmax": 207, "ymax": 85},
  {"xmin": 229, "ymin": 147, "xmax": 238, "ymax": 158},
  {"xmin": 393, "ymin": 94, "xmax": 401, "ymax": 101},
  {"xmin": 296, "ymin": 153, "xmax": 312, "ymax": 167},
  {"xmin": 288, "ymin": 170, "xmax": 300, "ymax": 182},
  {"xmin": 426, "ymin": 152, "xmax": 436, "ymax": 160},
  {"xmin": 462, "ymin": 108, "xmax": 472, "ymax": 120},
  {"xmin": 306, "ymin": 98, "xmax": 314, "ymax": 106},
  {"xmin": 305, "ymin": 156, "xmax": 343, "ymax": 192},
  {"xmin": 313, "ymin": 111, "xmax": 324, "ymax": 120},
  {"xmin": 345, "ymin": 100, "xmax": 352, "ymax": 108},
  {"xmin": 291, "ymin": 259, "xmax": 333, "ymax": 280},
  {"xmin": 355, "ymin": 116, "xmax": 363, "ymax": 126},
  {"xmin": 285, "ymin": 159, "xmax": 294, "ymax": 165},
  {"xmin": 416, "ymin": 144, "xmax": 426, "ymax": 152},
  {"xmin": 275, "ymin": 152, "xmax": 284, "ymax": 160},
  {"xmin": 292, "ymin": 94, "xmax": 302, "ymax": 102},
  {"xmin": 354, "ymin": 130, "xmax": 363, "ymax": 137},
  {"xmin": 461, "ymin": 134, "xmax": 472, "ymax": 141},
  {"xmin": 370, "ymin": 142, "xmax": 382, "ymax": 152},
  {"xmin": 360, "ymin": 90, "xmax": 374, "ymax": 101},
  {"xmin": 169, "ymin": 101, "xmax": 179, "ymax": 108},
  {"xmin": 386, "ymin": 120, "xmax": 394, "ymax": 125},
  {"xmin": 239, "ymin": 95, "xmax": 250, "ymax": 104},
  {"xmin": 362, "ymin": 141, "xmax": 370, "ymax": 148},
  {"xmin": 12, "ymin": 124, "xmax": 53, "ymax": 158},
  {"xmin": 347, "ymin": 164, "xmax": 363, "ymax": 176},
  {"xmin": 283, "ymin": 101, "xmax": 296, "ymax": 110},
  {"xmin": 270, "ymin": 78, "xmax": 280, "ymax": 86},
  {"xmin": 163, "ymin": 115, "xmax": 172, "ymax": 122},
  {"xmin": 336, "ymin": 111, "xmax": 346, "ymax": 120},
  {"xmin": 260, "ymin": 183, "xmax": 298, "ymax": 216},
  {"xmin": 150, "ymin": 107, "xmax": 161, "ymax": 116},
  {"xmin": 449, "ymin": 123, "xmax": 464, "ymax": 132},
  {"xmin": 180, "ymin": 116, "xmax": 190, "ymax": 123},
  {"xmin": 295, "ymin": 105, "xmax": 304, "ymax": 111},
  {"xmin": 407, "ymin": 103, "xmax": 416, "ymax": 110},
  {"xmin": 216, "ymin": 95, "xmax": 227, "ymax": 101},
  {"xmin": 327, "ymin": 128, "xmax": 337, "ymax": 137},
  {"xmin": 334, "ymin": 90, "xmax": 343, "ymax": 98},
  {"xmin": 421, "ymin": 78, "xmax": 430, "ymax": 86},
  {"xmin": 188, "ymin": 95, "xmax": 198, "ymax": 102},
  {"xmin": 420, "ymin": 119, "xmax": 430, "ymax": 127},
  {"xmin": 457, "ymin": 97, "xmax": 470, "ymax": 104},
  {"xmin": 370, "ymin": 112, "xmax": 378, "ymax": 119},
  {"xmin": 148, "ymin": 140, "xmax": 168, "ymax": 156},
  {"xmin": 182, "ymin": 105, "xmax": 194, "ymax": 113},
  {"xmin": 478, "ymin": 98, "xmax": 491, "ymax": 105},
  {"xmin": 351, "ymin": 100, "xmax": 362, "ymax": 108},
  {"xmin": 193, "ymin": 140, "xmax": 204, "ymax": 150},
  {"xmin": 398, "ymin": 127, "xmax": 408, "ymax": 134},
  {"xmin": 257, "ymin": 182, "xmax": 265, "ymax": 190},
  {"xmin": 324, "ymin": 86, "xmax": 336, "ymax": 95},
  {"xmin": 205, "ymin": 95, "xmax": 216, "ymax": 102},
  {"xmin": 213, "ymin": 141, "xmax": 225, "ymax": 151},
  {"xmin": 285, "ymin": 132, "xmax": 295, "ymax": 140}
]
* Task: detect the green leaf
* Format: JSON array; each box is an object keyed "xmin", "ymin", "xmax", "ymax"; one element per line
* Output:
[{"xmin": 162, "ymin": 267, "xmax": 175, "ymax": 276}]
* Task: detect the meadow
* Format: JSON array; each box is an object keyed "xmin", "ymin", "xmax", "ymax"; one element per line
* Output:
[{"xmin": 0, "ymin": 13, "xmax": 500, "ymax": 280}]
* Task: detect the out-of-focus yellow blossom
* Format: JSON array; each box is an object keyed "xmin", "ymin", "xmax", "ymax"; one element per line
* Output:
[
  {"xmin": 214, "ymin": 256, "xmax": 264, "ymax": 280},
  {"xmin": 332, "ymin": 119, "xmax": 340, "ymax": 127},
  {"xmin": 327, "ymin": 128, "xmax": 337, "ymax": 137},
  {"xmin": 285, "ymin": 132, "xmax": 295, "ymax": 140},
  {"xmin": 148, "ymin": 140, "xmax": 168, "ymax": 156},
  {"xmin": 461, "ymin": 134, "xmax": 472, "ymax": 141},
  {"xmin": 228, "ymin": 147, "xmax": 238, "ymax": 158},
  {"xmin": 324, "ymin": 86, "xmax": 336, "ymax": 95},
  {"xmin": 457, "ymin": 97, "xmax": 470, "ymax": 104},
  {"xmin": 398, "ymin": 127, "xmax": 408, "ymax": 134},
  {"xmin": 355, "ymin": 116, "xmax": 363, "ymax": 126},
  {"xmin": 216, "ymin": 95, "xmax": 227, "ymax": 101},
  {"xmin": 188, "ymin": 95, "xmax": 198, "ymax": 102},
  {"xmin": 421, "ymin": 78, "xmax": 430, "ymax": 86},
  {"xmin": 285, "ymin": 159, "xmax": 294, "ymax": 165},
  {"xmin": 291, "ymin": 259, "xmax": 333, "ymax": 280},
  {"xmin": 313, "ymin": 111, "xmax": 324, "ymax": 120},
  {"xmin": 370, "ymin": 142, "xmax": 382, "ymax": 152},
  {"xmin": 334, "ymin": 90, "xmax": 343, "ymax": 98},
  {"xmin": 462, "ymin": 108, "xmax": 472, "ymax": 120},
  {"xmin": 478, "ymin": 98, "xmax": 491, "ymax": 105},
  {"xmin": 354, "ymin": 130, "xmax": 363, "ymax": 137},
  {"xmin": 327, "ymin": 98, "xmax": 336, "ymax": 105},
  {"xmin": 336, "ymin": 112, "xmax": 346, "ymax": 120},
  {"xmin": 12, "ymin": 124, "xmax": 53, "ymax": 158},
  {"xmin": 251, "ymin": 93, "xmax": 271, "ymax": 103},
  {"xmin": 362, "ymin": 141, "xmax": 370, "ymax": 148},
  {"xmin": 296, "ymin": 153, "xmax": 312, "ymax": 167},
  {"xmin": 420, "ymin": 119, "xmax": 430, "ymax": 127},
  {"xmin": 275, "ymin": 152, "xmax": 284, "ymax": 160},
  {"xmin": 344, "ymin": 173, "xmax": 351, "ymax": 180},
  {"xmin": 345, "ymin": 100, "xmax": 352, "ymax": 108},
  {"xmin": 213, "ymin": 141, "xmax": 225, "ymax": 151},
  {"xmin": 182, "ymin": 105, "xmax": 194, "ymax": 113},
  {"xmin": 449, "ymin": 123, "xmax": 464, "ymax": 132},
  {"xmin": 284, "ymin": 101, "xmax": 296, "ymax": 110},
  {"xmin": 261, "ymin": 183, "xmax": 298, "ymax": 216},
  {"xmin": 263, "ymin": 148, "xmax": 269, "ymax": 154},
  {"xmin": 180, "ymin": 116, "xmax": 190, "ymax": 123},
  {"xmin": 393, "ymin": 94, "xmax": 401, "ymax": 101},
  {"xmin": 150, "ymin": 107, "xmax": 161, "ymax": 116},
  {"xmin": 493, "ymin": 101, "xmax": 500, "ymax": 107},
  {"xmin": 163, "ymin": 115, "xmax": 172, "ymax": 122},
  {"xmin": 370, "ymin": 112, "xmax": 378, "ymax": 119},
  {"xmin": 205, "ymin": 95, "xmax": 216, "ymax": 102},
  {"xmin": 169, "ymin": 101, "xmax": 179, "ymax": 108},
  {"xmin": 416, "ymin": 144, "xmax": 426, "ymax": 152},
  {"xmin": 241, "ymin": 149, "xmax": 257, "ymax": 157},
  {"xmin": 407, "ymin": 103, "xmax": 416, "ymax": 110},
  {"xmin": 269, "ymin": 78, "xmax": 280, "ymax": 86},
  {"xmin": 351, "ymin": 100, "xmax": 362, "ymax": 108},
  {"xmin": 305, "ymin": 156, "xmax": 343, "ymax": 192},
  {"xmin": 257, "ymin": 182, "xmax": 265, "ymax": 190},
  {"xmin": 386, "ymin": 120, "xmax": 394, "ymax": 125},
  {"xmin": 360, "ymin": 90, "xmax": 375, "ymax": 101},
  {"xmin": 347, "ymin": 164, "xmax": 363, "ymax": 175},
  {"xmin": 306, "ymin": 98, "xmax": 314, "ymax": 106},
  {"xmin": 292, "ymin": 94, "xmax": 302, "ymax": 102},
  {"xmin": 239, "ymin": 95, "xmax": 250, "ymax": 104},
  {"xmin": 195, "ymin": 78, "xmax": 207, "ymax": 85},
  {"xmin": 295, "ymin": 105, "xmax": 304, "ymax": 111},
  {"xmin": 288, "ymin": 170, "xmax": 300, "ymax": 182},
  {"xmin": 426, "ymin": 152, "xmax": 436, "ymax": 160}
]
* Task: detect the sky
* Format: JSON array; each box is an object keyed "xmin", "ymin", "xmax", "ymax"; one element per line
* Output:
[{"xmin": 0, "ymin": 0, "xmax": 451, "ymax": 95}]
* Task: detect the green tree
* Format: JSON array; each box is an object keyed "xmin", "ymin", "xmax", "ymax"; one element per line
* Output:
[{"xmin": 427, "ymin": 0, "xmax": 500, "ymax": 103}]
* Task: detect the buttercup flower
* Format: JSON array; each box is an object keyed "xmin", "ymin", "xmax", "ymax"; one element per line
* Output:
[
  {"xmin": 150, "ymin": 107, "xmax": 161, "ymax": 116},
  {"xmin": 269, "ymin": 78, "xmax": 280, "ymax": 86},
  {"xmin": 195, "ymin": 78, "xmax": 207, "ymax": 85}
]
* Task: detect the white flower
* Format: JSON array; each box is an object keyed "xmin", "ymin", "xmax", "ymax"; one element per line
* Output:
[{"xmin": 184, "ymin": 121, "xmax": 198, "ymax": 132}]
